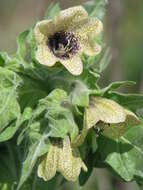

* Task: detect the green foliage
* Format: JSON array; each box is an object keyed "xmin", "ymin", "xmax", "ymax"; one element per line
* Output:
[
  {"xmin": 16, "ymin": 30, "xmax": 30, "ymax": 59},
  {"xmin": 96, "ymin": 124, "xmax": 143, "ymax": 181},
  {"xmin": 44, "ymin": 3, "xmax": 60, "ymax": 19},
  {"xmin": 17, "ymin": 137, "xmax": 50, "ymax": 190},
  {"xmin": 106, "ymin": 91, "xmax": 143, "ymax": 113},
  {"xmin": 38, "ymin": 89, "xmax": 79, "ymax": 141},
  {"xmin": 0, "ymin": 142, "xmax": 20, "ymax": 189},
  {"xmin": 0, "ymin": 67, "xmax": 21, "ymax": 133},
  {"xmin": 0, "ymin": 1, "xmax": 142, "ymax": 190},
  {"xmin": 17, "ymin": 75, "xmax": 47, "ymax": 110},
  {"xmin": 84, "ymin": 0, "xmax": 106, "ymax": 20},
  {"xmin": 69, "ymin": 80, "xmax": 90, "ymax": 107}
]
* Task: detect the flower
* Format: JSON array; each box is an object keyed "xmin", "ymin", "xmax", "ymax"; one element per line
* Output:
[
  {"xmin": 73, "ymin": 97, "xmax": 140, "ymax": 146},
  {"xmin": 34, "ymin": 6, "xmax": 103, "ymax": 75},
  {"xmin": 38, "ymin": 136, "xmax": 87, "ymax": 182}
]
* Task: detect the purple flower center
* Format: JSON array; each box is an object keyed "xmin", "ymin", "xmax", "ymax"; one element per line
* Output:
[{"xmin": 47, "ymin": 31, "xmax": 80, "ymax": 59}]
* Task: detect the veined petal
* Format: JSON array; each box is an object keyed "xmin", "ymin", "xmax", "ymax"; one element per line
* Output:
[
  {"xmin": 55, "ymin": 6, "xmax": 88, "ymax": 31},
  {"xmin": 81, "ymin": 36, "xmax": 102, "ymax": 56},
  {"xmin": 74, "ymin": 99, "xmax": 140, "ymax": 143},
  {"xmin": 34, "ymin": 7, "xmax": 103, "ymax": 75},
  {"xmin": 34, "ymin": 20, "xmax": 55, "ymax": 43},
  {"xmin": 75, "ymin": 17, "xmax": 103, "ymax": 39},
  {"xmin": 37, "ymin": 144, "xmax": 58, "ymax": 181},
  {"xmin": 96, "ymin": 109, "xmax": 140, "ymax": 139},
  {"xmin": 36, "ymin": 44, "xmax": 57, "ymax": 66},
  {"xmin": 89, "ymin": 17, "xmax": 103, "ymax": 34},
  {"xmin": 57, "ymin": 136, "xmax": 85, "ymax": 181},
  {"xmin": 84, "ymin": 17, "xmax": 103, "ymax": 35},
  {"xmin": 34, "ymin": 6, "xmax": 88, "ymax": 44},
  {"xmin": 74, "ymin": 18, "xmax": 103, "ymax": 56},
  {"xmin": 60, "ymin": 55, "xmax": 83, "ymax": 75},
  {"xmin": 85, "ymin": 97, "xmax": 126, "ymax": 129}
]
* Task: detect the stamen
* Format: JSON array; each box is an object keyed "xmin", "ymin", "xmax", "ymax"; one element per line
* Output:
[{"xmin": 47, "ymin": 31, "xmax": 80, "ymax": 59}]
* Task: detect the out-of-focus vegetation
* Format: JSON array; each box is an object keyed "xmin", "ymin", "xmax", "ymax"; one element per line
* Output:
[
  {"xmin": 105, "ymin": 0, "xmax": 143, "ymax": 93},
  {"xmin": 0, "ymin": 1, "xmax": 143, "ymax": 190}
]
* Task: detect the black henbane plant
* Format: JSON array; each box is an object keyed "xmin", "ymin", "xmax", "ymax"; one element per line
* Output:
[{"xmin": 0, "ymin": 1, "xmax": 143, "ymax": 190}]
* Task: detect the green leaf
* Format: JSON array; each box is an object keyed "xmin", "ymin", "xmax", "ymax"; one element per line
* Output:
[
  {"xmin": 0, "ymin": 52, "xmax": 11, "ymax": 67},
  {"xmin": 15, "ymin": 107, "xmax": 33, "ymax": 145},
  {"xmin": 0, "ymin": 66, "xmax": 21, "ymax": 89},
  {"xmin": 40, "ymin": 89, "xmax": 79, "ymax": 141},
  {"xmin": 0, "ymin": 142, "xmax": 20, "ymax": 188},
  {"xmin": 18, "ymin": 75, "xmax": 47, "ymax": 110},
  {"xmin": 0, "ymin": 91, "xmax": 20, "ymax": 132},
  {"xmin": 16, "ymin": 30, "xmax": 29, "ymax": 59},
  {"xmin": 0, "ymin": 184, "xmax": 10, "ymax": 190},
  {"xmin": 69, "ymin": 81, "xmax": 90, "ymax": 107},
  {"xmin": 106, "ymin": 91, "xmax": 143, "ymax": 113},
  {"xmin": 0, "ymin": 122, "xmax": 18, "ymax": 142},
  {"xmin": 16, "ymin": 28, "xmax": 36, "ymax": 64},
  {"xmin": 96, "ymin": 47, "xmax": 112, "ymax": 73},
  {"xmin": 88, "ymin": 130, "xmax": 98, "ymax": 153},
  {"xmin": 0, "ymin": 148, "xmax": 16, "ymax": 183},
  {"xmin": 44, "ymin": 3, "xmax": 60, "ymax": 19},
  {"xmin": 17, "ymin": 106, "xmax": 45, "ymax": 145},
  {"xmin": 97, "ymin": 124, "xmax": 143, "ymax": 181},
  {"xmin": 47, "ymin": 116, "xmax": 73, "ymax": 139},
  {"xmin": 17, "ymin": 133, "xmax": 51, "ymax": 190},
  {"xmin": 84, "ymin": 0, "xmax": 106, "ymax": 20},
  {"xmin": 18, "ymin": 89, "xmax": 79, "ymax": 145},
  {"xmin": 79, "ymin": 69, "xmax": 100, "ymax": 89},
  {"xmin": 39, "ymin": 88, "xmax": 69, "ymax": 117},
  {"xmin": 99, "ymin": 80, "xmax": 136, "ymax": 95},
  {"xmin": 79, "ymin": 151, "xmax": 94, "ymax": 186},
  {"xmin": 0, "ymin": 67, "xmax": 21, "ymax": 132},
  {"xmin": 0, "ymin": 107, "xmax": 33, "ymax": 143}
]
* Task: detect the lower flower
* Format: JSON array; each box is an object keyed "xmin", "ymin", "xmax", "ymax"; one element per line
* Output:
[
  {"xmin": 85, "ymin": 97, "xmax": 140, "ymax": 138},
  {"xmin": 73, "ymin": 97, "xmax": 140, "ymax": 146},
  {"xmin": 38, "ymin": 136, "xmax": 87, "ymax": 181}
]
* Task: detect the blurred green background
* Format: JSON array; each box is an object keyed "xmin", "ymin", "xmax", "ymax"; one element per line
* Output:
[{"xmin": 0, "ymin": 0, "xmax": 143, "ymax": 190}]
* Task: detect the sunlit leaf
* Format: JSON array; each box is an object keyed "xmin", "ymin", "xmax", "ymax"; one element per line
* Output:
[
  {"xmin": 17, "ymin": 133, "xmax": 50, "ymax": 190},
  {"xmin": 97, "ymin": 124, "xmax": 143, "ymax": 181}
]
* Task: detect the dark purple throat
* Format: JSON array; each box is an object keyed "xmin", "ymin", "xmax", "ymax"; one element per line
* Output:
[{"xmin": 47, "ymin": 31, "xmax": 80, "ymax": 59}]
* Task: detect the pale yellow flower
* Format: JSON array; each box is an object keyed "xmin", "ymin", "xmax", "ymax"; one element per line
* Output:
[
  {"xmin": 38, "ymin": 136, "xmax": 87, "ymax": 182},
  {"xmin": 86, "ymin": 97, "xmax": 139, "ymax": 123},
  {"xmin": 73, "ymin": 97, "xmax": 140, "ymax": 146},
  {"xmin": 34, "ymin": 6, "xmax": 103, "ymax": 75}
]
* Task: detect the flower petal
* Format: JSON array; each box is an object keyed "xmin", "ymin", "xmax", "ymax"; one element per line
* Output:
[
  {"xmin": 75, "ymin": 17, "xmax": 103, "ymax": 39},
  {"xmin": 36, "ymin": 44, "xmax": 57, "ymax": 66},
  {"xmin": 85, "ymin": 97, "xmax": 126, "ymax": 129},
  {"xmin": 81, "ymin": 36, "xmax": 102, "ymax": 56},
  {"xmin": 57, "ymin": 136, "xmax": 85, "ymax": 181},
  {"xmin": 74, "ymin": 18, "xmax": 103, "ymax": 56},
  {"xmin": 55, "ymin": 6, "xmax": 88, "ymax": 31},
  {"xmin": 37, "ymin": 144, "xmax": 58, "ymax": 181},
  {"xmin": 34, "ymin": 20, "xmax": 55, "ymax": 43},
  {"xmin": 34, "ymin": 7, "xmax": 103, "ymax": 73},
  {"xmin": 60, "ymin": 55, "xmax": 83, "ymax": 75},
  {"xmin": 124, "ymin": 109, "xmax": 140, "ymax": 125},
  {"xmin": 96, "ymin": 109, "xmax": 140, "ymax": 139},
  {"xmin": 84, "ymin": 17, "xmax": 103, "ymax": 35}
]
